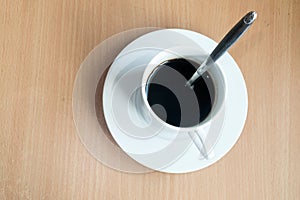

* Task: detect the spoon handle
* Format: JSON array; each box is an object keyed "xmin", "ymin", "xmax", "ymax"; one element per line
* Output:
[
  {"xmin": 210, "ymin": 11, "xmax": 257, "ymax": 62},
  {"xmin": 186, "ymin": 11, "xmax": 257, "ymax": 88}
]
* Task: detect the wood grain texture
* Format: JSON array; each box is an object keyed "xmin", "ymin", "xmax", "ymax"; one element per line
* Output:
[{"xmin": 0, "ymin": 0, "xmax": 299, "ymax": 199}]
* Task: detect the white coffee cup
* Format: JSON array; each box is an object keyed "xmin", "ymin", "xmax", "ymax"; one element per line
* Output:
[{"xmin": 136, "ymin": 46, "xmax": 227, "ymax": 158}]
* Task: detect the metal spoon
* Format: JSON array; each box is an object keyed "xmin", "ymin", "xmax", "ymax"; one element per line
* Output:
[{"xmin": 186, "ymin": 11, "xmax": 257, "ymax": 88}]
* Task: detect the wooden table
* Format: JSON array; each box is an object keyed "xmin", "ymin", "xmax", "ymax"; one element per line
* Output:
[{"xmin": 1, "ymin": 0, "xmax": 299, "ymax": 199}]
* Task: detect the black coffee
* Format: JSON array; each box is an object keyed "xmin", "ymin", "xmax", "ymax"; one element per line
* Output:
[{"xmin": 146, "ymin": 58, "xmax": 215, "ymax": 127}]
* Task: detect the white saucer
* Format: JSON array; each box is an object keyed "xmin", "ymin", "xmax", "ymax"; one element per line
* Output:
[{"xmin": 103, "ymin": 29, "xmax": 248, "ymax": 173}]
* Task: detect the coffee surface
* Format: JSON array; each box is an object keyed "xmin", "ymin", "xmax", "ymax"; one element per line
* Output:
[{"xmin": 146, "ymin": 58, "xmax": 215, "ymax": 127}]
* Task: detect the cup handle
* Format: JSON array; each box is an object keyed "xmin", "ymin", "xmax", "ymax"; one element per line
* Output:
[
  {"xmin": 128, "ymin": 87, "xmax": 152, "ymax": 127},
  {"xmin": 188, "ymin": 131, "xmax": 209, "ymax": 159}
]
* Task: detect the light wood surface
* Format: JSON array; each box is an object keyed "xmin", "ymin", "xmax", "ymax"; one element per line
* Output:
[{"xmin": 1, "ymin": 0, "xmax": 299, "ymax": 199}]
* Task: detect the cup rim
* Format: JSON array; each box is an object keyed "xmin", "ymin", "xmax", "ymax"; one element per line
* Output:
[{"xmin": 141, "ymin": 48, "xmax": 227, "ymax": 132}]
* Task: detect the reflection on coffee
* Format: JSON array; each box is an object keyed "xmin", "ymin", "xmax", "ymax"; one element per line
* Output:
[{"xmin": 146, "ymin": 58, "xmax": 215, "ymax": 127}]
